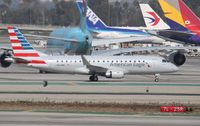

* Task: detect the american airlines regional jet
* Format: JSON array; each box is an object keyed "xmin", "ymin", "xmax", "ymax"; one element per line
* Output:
[{"xmin": 6, "ymin": 26, "xmax": 179, "ymax": 82}]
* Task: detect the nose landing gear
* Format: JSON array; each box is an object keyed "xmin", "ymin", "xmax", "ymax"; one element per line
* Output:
[
  {"xmin": 43, "ymin": 80, "xmax": 48, "ymax": 87},
  {"xmin": 154, "ymin": 74, "xmax": 160, "ymax": 82}
]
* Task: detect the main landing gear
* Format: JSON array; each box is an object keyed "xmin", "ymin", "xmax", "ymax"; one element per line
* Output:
[
  {"xmin": 89, "ymin": 74, "xmax": 98, "ymax": 81},
  {"xmin": 154, "ymin": 74, "xmax": 160, "ymax": 82}
]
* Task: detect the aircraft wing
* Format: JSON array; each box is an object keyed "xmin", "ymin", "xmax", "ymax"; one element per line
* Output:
[
  {"xmin": 25, "ymin": 34, "xmax": 158, "ymax": 46},
  {"xmin": 92, "ymin": 46, "xmax": 198, "ymax": 56},
  {"xmin": 81, "ymin": 55, "xmax": 107, "ymax": 73},
  {"xmin": 24, "ymin": 34, "xmax": 79, "ymax": 43},
  {"xmin": 146, "ymin": 30, "xmax": 196, "ymax": 44},
  {"xmin": 92, "ymin": 36, "xmax": 155, "ymax": 46}
]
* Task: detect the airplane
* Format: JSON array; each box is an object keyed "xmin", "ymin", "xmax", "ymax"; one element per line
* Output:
[
  {"xmin": 4, "ymin": 26, "xmax": 181, "ymax": 83},
  {"xmin": 147, "ymin": 0, "xmax": 200, "ymax": 45},
  {"xmin": 42, "ymin": 0, "xmax": 162, "ymax": 55},
  {"xmin": 75, "ymin": 0, "xmax": 168, "ymax": 43}
]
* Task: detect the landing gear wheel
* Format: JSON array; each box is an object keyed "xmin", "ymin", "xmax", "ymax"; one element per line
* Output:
[
  {"xmin": 93, "ymin": 76, "xmax": 98, "ymax": 81},
  {"xmin": 154, "ymin": 74, "xmax": 160, "ymax": 82},
  {"xmin": 89, "ymin": 75, "xmax": 98, "ymax": 81},
  {"xmin": 43, "ymin": 80, "xmax": 48, "ymax": 87},
  {"xmin": 39, "ymin": 70, "xmax": 46, "ymax": 74},
  {"xmin": 89, "ymin": 76, "xmax": 93, "ymax": 81},
  {"xmin": 155, "ymin": 78, "xmax": 159, "ymax": 82}
]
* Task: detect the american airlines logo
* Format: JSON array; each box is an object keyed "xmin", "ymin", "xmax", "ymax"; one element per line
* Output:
[{"xmin": 87, "ymin": 8, "xmax": 99, "ymax": 25}]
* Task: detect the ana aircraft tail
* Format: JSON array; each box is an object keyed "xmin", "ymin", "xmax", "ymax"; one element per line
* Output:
[
  {"xmin": 139, "ymin": 4, "xmax": 170, "ymax": 30},
  {"xmin": 76, "ymin": 0, "xmax": 108, "ymax": 31},
  {"xmin": 158, "ymin": 0, "xmax": 200, "ymax": 35},
  {"xmin": 7, "ymin": 26, "xmax": 46, "ymax": 64}
]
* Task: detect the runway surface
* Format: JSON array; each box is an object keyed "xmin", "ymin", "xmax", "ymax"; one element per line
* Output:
[
  {"xmin": 0, "ymin": 112, "xmax": 199, "ymax": 126},
  {"xmin": 0, "ymin": 57, "xmax": 199, "ymax": 104}
]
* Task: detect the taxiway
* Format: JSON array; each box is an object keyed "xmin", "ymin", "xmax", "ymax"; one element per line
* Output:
[{"xmin": 0, "ymin": 112, "xmax": 199, "ymax": 126}]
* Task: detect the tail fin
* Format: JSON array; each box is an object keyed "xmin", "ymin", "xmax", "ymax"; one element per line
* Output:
[
  {"xmin": 158, "ymin": 0, "xmax": 200, "ymax": 34},
  {"xmin": 158, "ymin": 0, "xmax": 188, "ymax": 31},
  {"xmin": 7, "ymin": 26, "xmax": 45, "ymax": 64},
  {"xmin": 76, "ymin": 0, "xmax": 87, "ymax": 32},
  {"xmin": 177, "ymin": 0, "xmax": 200, "ymax": 35},
  {"xmin": 76, "ymin": 0, "xmax": 108, "ymax": 31},
  {"xmin": 139, "ymin": 4, "xmax": 170, "ymax": 30}
]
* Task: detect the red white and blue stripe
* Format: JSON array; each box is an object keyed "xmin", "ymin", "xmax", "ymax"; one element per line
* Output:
[{"xmin": 8, "ymin": 26, "xmax": 46, "ymax": 64}]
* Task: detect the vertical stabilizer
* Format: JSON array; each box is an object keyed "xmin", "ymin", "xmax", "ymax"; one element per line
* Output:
[
  {"xmin": 7, "ymin": 26, "xmax": 46, "ymax": 64},
  {"xmin": 158, "ymin": 0, "xmax": 187, "ymax": 31},
  {"xmin": 140, "ymin": 4, "xmax": 170, "ymax": 30},
  {"xmin": 76, "ymin": 0, "xmax": 87, "ymax": 32},
  {"xmin": 177, "ymin": 0, "xmax": 200, "ymax": 35},
  {"xmin": 76, "ymin": 0, "xmax": 108, "ymax": 31}
]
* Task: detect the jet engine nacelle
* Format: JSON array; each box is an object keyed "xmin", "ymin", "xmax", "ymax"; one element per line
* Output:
[
  {"xmin": 0, "ymin": 52, "xmax": 12, "ymax": 68},
  {"xmin": 105, "ymin": 70, "xmax": 124, "ymax": 79},
  {"xmin": 168, "ymin": 52, "xmax": 186, "ymax": 66}
]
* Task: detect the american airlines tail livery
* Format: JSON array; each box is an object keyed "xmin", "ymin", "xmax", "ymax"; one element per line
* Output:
[{"xmin": 5, "ymin": 26, "xmax": 180, "ymax": 82}]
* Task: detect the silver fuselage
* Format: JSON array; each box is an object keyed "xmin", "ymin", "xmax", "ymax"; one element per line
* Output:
[{"xmin": 28, "ymin": 55, "xmax": 178, "ymax": 76}]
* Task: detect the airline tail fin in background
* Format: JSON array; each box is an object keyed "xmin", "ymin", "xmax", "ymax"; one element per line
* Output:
[
  {"xmin": 139, "ymin": 4, "xmax": 170, "ymax": 30},
  {"xmin": 158, "ymin": 0, "xmax": 200, "ymax": 35},
  {"xmin": 76, "ymin": 0, "xmax": 108, "ymax": 31},
  {"xmin": 177, "ymin": 0, "xmax": 200, "ymax": 35},
  {"xmin": 76, "ymin": 0, "xmax": 88, "ymax": 32}
]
